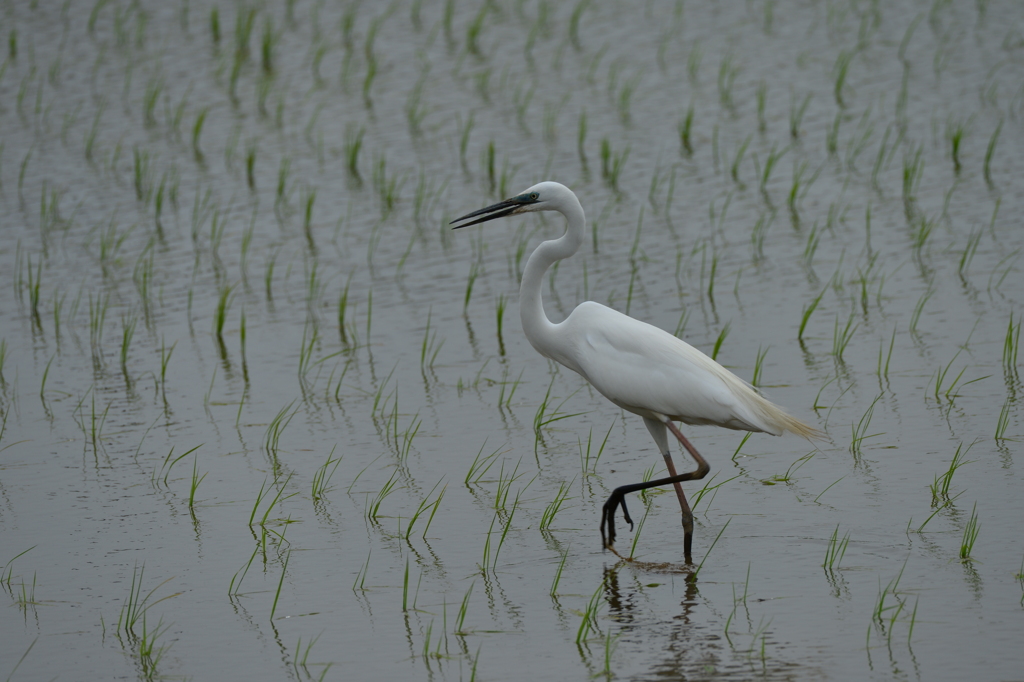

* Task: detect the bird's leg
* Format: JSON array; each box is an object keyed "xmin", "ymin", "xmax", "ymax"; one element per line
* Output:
[
  {"xmin": 601, "ymin": 421, "xmax": 710, "ymax": 560},
  {"xmin": 665, "ymin": 421, "xmax": 710, "ymax": 561},
  {"xmin": 661, "ymin": 451, "xmax": 695, "ymax": 559}
]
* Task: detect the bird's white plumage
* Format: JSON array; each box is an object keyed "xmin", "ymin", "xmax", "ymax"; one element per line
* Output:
[{"xmin": 552, "ymin": 301, "xmax": 778, "ymax": 432}]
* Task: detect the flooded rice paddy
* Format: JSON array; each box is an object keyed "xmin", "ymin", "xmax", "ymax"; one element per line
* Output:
[{"xmin": 1, "ymin": 0, "xmax": 1023, "ymax": 680}]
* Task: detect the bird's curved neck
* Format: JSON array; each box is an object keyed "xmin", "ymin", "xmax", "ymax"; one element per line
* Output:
[{"xmin": 519, "ymin": 195, "xmax": 585, "ymax": 358}]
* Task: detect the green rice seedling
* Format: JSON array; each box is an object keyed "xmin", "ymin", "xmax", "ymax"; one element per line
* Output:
[
  {"xmin": 814, "ymin": 476, "xmax": 845, "ymax": 503},
  {"xmin": 302, "ymin": 187, "xmax": 317, "ymax": 250},
  {"xmin": 362, "ymin": 14, "xmax": 386, "ymax": 108},
  {"xmin": 1003, "ymin": 313, "xmax": 1020, "ymax": 379},
  {"xmin": 947, "ymin": 118, "xmax": 967, "ymax": 174},
  {"xmin": 1, "ymin": 546, "xmax": 35, "ymax": 590},
  {"xmin": 831, "ymin": 312, "xmax": 858, "ymax": 360},
  {"xmin": 119, "ymin": 311, "xmax": 138, "ymax": 380},
  {"xmin": 142, "ymin": 77, "xmax": 162, "ymax": 129},
  {"xmin": 420, "ymin": 308, "xmax": 445, "ymax": 370},
  {"xmin": 759, "ymin": 145, "xmax": 788, "ymax": 197},
  {"xmin": 826, "ymin": 111, "xmax": 841, "ymax": 156},
  {"xmin": 214, "ymin": 284, "xmax": 234, "ymax": 346},
  {"xmin": 407, "ymin": 480, "xmax": 447, "ymax": 540},
  {"xmin": 578, "ymin": 422, "xmax": 614, "ymax": 476},
  {"xmin": 398, "ymin": 410, "xmax": 422, "ymax": 461},
  {"xmin": 465, "ymin": 2, "xmax": 488, "ymax": 57},
  {"xmin": 249, "ymin": 473, "xmax": 297, "ymax": 527},
  {"xmin": 495, "ymin": 294, "xmax": 507, "ymax": 356},
  {"xmin": 311, "ymin": 446, "xmax": 342, "ymax": 502},
  {"xmin": 711, "ymin": 323, "xmax": 730, "ymax": 361},
  {"xmin": 263, "ymin": 401, "xmax": 298, "ymax": 458},
  {"xmin": 911, "ymin": 212, "xmax": 937, "ymax": 254},
  {"xmin": 117, "ymin": 563, "xmax": 180, "ymax": 637},
  {"xmin": 12, "ymin": 571, "xmax": 38, "ymax": 613},
  {"xmin": 245, "ymin": 138, "xmax": 257, "ymax": 190},
  {"xmin": 933, "ymin": 351, "xmax": 988, "ymax": 401},
  {"xmin": 188, "ymin": 454, "xmax": 207, "ymax": 513},
  {"xmin": 798, "ymin": 287, "xmax": 825, "ymax": 342},
  {"xmin": 26, "ymin": 255, "xmax": 42, "ymax": 328},
  {"xmin": 912, "ymin": 489, "xmax": 964, "ymax": 533},
  {"xmin": 707, "ymin": 252, "xmax": 718, "ymax": 300},
  {"xmin": 192, "ymin": 106, "xmax": 209, "ymax": 162},
  {"xmin": 539, "ymin": 479, "xmax": 573, "ymax": 531},
  {"xmin": 995, "ymin": 397, "xmax": 1012, "ymax": 441},
  {"xmin": 159, "ymin": 338, "xmax": 175, "ymax": 398},
  {"xmin": 454, "ymin": 582, "xmax": 474, "ymax": 635},
  {"xmin": 850, "ymin": 393, "xmax": 882, "ymax": 457},
  {"xmin": 496, "ymin": 366, "xmax": 525, "ymax": 410},
  {"xmin": 717, "ymin": 54, "xmax": 739, "ymax": 110},
  {"xmin": 751, "ymin": 210, "xmax": 773, "ymax": 262},
  {"xmin": 877, "ymin": 327, "xmax": 896, "ymax": 379},
  {"xmin": 151, "ymin": 444, "xmax": 199, "ymax": 485},
  {"xmin": 337, "ymin": 274, "xmax": 354, "ymax": 345},
  {"xmin": 833, "ymin": 50, "xmax": 853, "ymax": 107},
  {"xmin": 463, "ymin": 262, "xmax": 480, "ymax": 312},
  {"xmin": 751, "ymin": 346, "xmax": 770, "ymax": 387},
  {"xmin": 365, "ymin": 289, "xmax": 373, "ymax": 347},
  {"xmin": 351, "ymin": 549, "xmax": 371, "ymax": 592},
  {"xmin": 260, "ymin": 17, "xmax": 275, "ymax": 74},
  {"xmin": 18, "ymin": 149, "xmax": 31, "ymax": 201},
  {"xmin": 908, "ymin": 288, "xmax": 932, "ymax": 336},
  {"xmin": 930, "ymin": 441, "xmax": 972, "ymax": 502},
  {"xmin": 550, "ymin": 545, "xmax": 570, "ymax": 595},
  {"xmin": 692, "ymin": 472, "xmax": 741, "ymax": 511},
  {"xmin": 568, "ymin": 0, "xmax": 590, "ymax": 50},
  {"xmin": 960, "ymin": 503, "xmax": 980, "ymax": 560},
  {"xmin": 493, "ymin": 458, "xmax": 525, "ymax": 511},
  {"xmin": 491, "ymin": 489, "xmax": 522, "ymax": 567},
  {"xmin": 270, "ymin": 550, "xmax": 291, "ymax": 620},
  {"xmin": 401, "ymin": 558, "xmax": 411, "ymax": 609},
  {"xmin": 764, "ymin": 451, "xmax": 814, "ymax": 484},
  {"xmin": 984, "ymin": 119, "xmax": 1002, "ymax": 184},
  {"xmin": 466, "ymin": 441, "xmax": 505, "ymax": 485},
  {"xmin": 691, "ymin": 518, "xmax": 732, "ymax": 579},
  {"xmin": 275, "ymin": 157, "xmax": 291, "ymax": 210},
  {"xmin": 789, "ymin": 92, "xmax": 811, "ymax": 138},
  {"xmin": 958, "ymin": 227, "xmax": 982, "ymax": 278},
  {"xmin": 209, "ymin": 6, "xmax": 221, "ymax": 44},
  {"xmin": 823, "ymin": 525, "xmax": 850, "ymax": 570},
  {"xmin": 88, "ymin": 292, "xmax": 109, "ymax": 363},
  {"xmin": 730, "ymin": 135, "xmax": 752, "ymax": 187},
  {"xmin": 599, "ymin": 138, "xmax": 630, "ymax": 193},
  {"xmin": 627, "ymin": 503, "xmax": 651, "ymax": 558},
  {"xmin": 575, "ymin": 581, "xmax": 605, "ymax": 644},
  {"xmin": 368, "ymin": 470, "xmax": 399, "ymax": 520},
  {"xmin": 901, "ymin": 144, "xmax": 924, "ymax": 204},
  {"xmin": 870, "ymin": 126, "xmax": 892, "ymax": 189},
  {"xmin": 532, "ymin": 382, "xmax": 586, "ymax": 448}
]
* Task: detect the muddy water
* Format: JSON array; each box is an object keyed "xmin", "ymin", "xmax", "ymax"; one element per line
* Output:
[{"xmin": 1, "ymin": 1, "xmax": 1023, "ymax": 680}]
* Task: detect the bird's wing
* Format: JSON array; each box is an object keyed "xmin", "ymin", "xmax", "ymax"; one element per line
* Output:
[{"xmin": 559, "ymin": 302, "xmax": 780, "ymax": 433}]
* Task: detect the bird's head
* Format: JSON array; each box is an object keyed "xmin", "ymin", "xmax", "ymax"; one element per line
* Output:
[{"xmin": 450, "ymin": 181, "xmax": 573, "ymax": 229}]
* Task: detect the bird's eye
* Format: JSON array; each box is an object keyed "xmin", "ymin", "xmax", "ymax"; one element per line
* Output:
[{"xmin": 529, "ymin": 192, "xmax": 539, "ymax": 200}]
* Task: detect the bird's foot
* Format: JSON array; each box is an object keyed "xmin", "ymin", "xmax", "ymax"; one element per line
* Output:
[{"xmin": 600, "ymin": 491, "xmax": 634, "ymax": 550}]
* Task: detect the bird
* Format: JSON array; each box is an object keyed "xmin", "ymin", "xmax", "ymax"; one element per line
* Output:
[{"xmin": 451, "ymin": 181, "xmax": 820, "ymax": 562}]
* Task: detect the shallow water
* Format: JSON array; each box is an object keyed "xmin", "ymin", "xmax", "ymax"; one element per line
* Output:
[{"xmin": 1, "ymin": 1, "xmax": 1023, "ymax": 680}]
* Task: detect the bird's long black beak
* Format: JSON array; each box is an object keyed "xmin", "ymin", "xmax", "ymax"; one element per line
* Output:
[{"xmin": 450, "ymin": 194, "xmax": 536, "ymax": 229}]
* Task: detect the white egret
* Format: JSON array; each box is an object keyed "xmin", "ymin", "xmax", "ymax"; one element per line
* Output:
[{"xmin": 452, "ymin": 181, "xmax": 820, "ymax": 561}]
